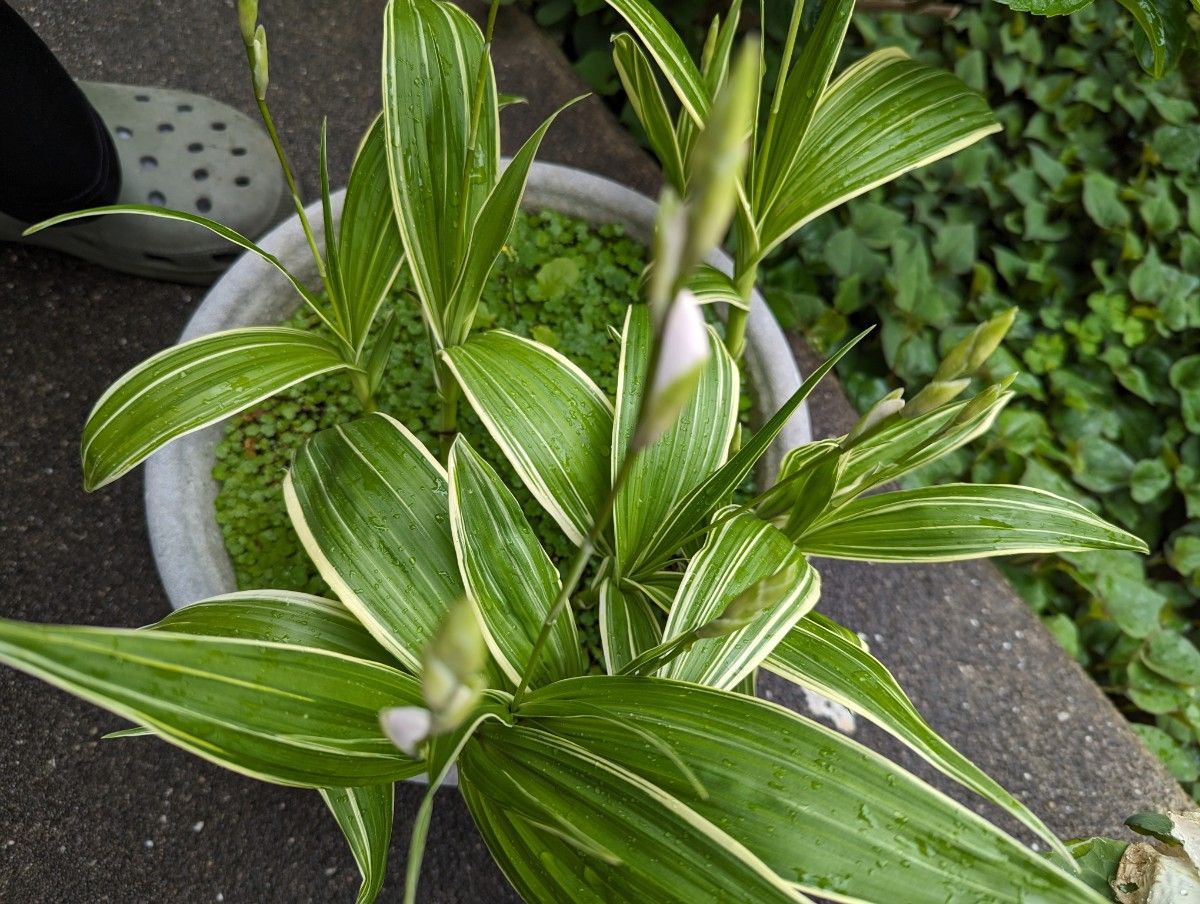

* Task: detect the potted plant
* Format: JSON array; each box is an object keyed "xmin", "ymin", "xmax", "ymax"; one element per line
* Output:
[{"xmin": 4, "ymin": 0, "xmax": 1157, "ymax": 901}]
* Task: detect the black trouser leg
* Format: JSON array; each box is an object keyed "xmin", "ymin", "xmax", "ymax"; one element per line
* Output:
[{"xmin": 0, "ymin": 0, "xmax": 120, "ymax": 222}]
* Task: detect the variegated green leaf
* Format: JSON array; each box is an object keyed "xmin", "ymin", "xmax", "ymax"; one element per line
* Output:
[
  {"xmin": 149, "ymin": 590, "xmax": 392, "ymax": 663},
  {"xmin": 797, "ymin": 484, "xmax": 1150, "ymax": 562},
  {"xmin": 699, "ymin": 0, "xmax": 743, "ymax": 97},
  {"xmin": 521, "ymin": 678, "xmax": 1105, "ymax": 904},
  {"xmin": 0, "ymin": 619, "xmax": 422, "ymax": 787},
  {"xmin": 630, "ymin": 329, "xmax": 867, "ymax": 576},
  {"xmin": 442, "ymin": 330, "xmax": 613, "ymax": 546},
  {"xmin": 613, "ymin": 34, "xmax": 685, "ymax": 190},
  {"xmin": 686, "ymin": 263, "xmax": 745, "ymax": 310},
  {"xmin": 285, "ymin": 413, "xmax": 493, "ymax": 678},
  {"xmin": 599, "ymin": 579, "xmax": 662, "ymax": 674},
  {"xmin": 320, "ymin": 785, "xmax": 394, "ymax": 904},
  {"xmin": 460, "ymin": 718, "xmax": 808, "ymax": 903},
  {"xmin": 82, "ymin": 327, "xmax": 348, "ymax": 491},
  {"xmin": 339, "ymin": 114, "xmax": 405, "ymax": 354},
  {"xmin": 613, "ymin": 306, "xmax": 738, "ymax": 574},
  {"xmin": 766, "ymin": 613, "xmax": 1072, "ymax": 864},
  {"xmin": 758, "ymin": 48, "xmax": 999, "ymax": 259},
  {"xmin": 383, "ymin": 0, "xmax": 497, "ymax": 344},
  {"xmin": 445, "ymin": 97, "xmax": 583, "ymax": 345},
  {"xmin": 447, "ymin": 436, "xmax": 584, "ymax": 687},
  {"xmin": 658, "ymin": 512, "xmax": 816, "ymax": 689},
  {"xmin": 605, "ymin": 0, "xmax": 709, "ymax": 127}
]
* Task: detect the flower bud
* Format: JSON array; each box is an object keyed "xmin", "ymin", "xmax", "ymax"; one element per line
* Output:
[
  {"xmin": 696, "ymin": 559, "xmax": 803, "ymax": 639},
  {"xmin": 648, "ymin": 190, "xmax": 687, "ymax": 317},
  {"xmin": 420, "ymin": 600, "xmax": 486, "ymax": 735},
  {"xmin": 904, "ymin": 378, "xmax": 971, "ymax": 419},
  {"xmin": 847, "ymin": 388, "xmax": 904, "ymax": 443},
  {"xmin": 379, "ymin": 706, "xmax": 432, "ymax": 758},
  {"xmin": 966, "ymin": 307, "xmax": 1017, "ymax": 372},
  {"xmin": 252, "ymin": 25, "xmax": 269, "ymax": 99},
  {"xmin": 951, "ymin": 375, "xmax": 1015, "ymax": 427},
  {"xmin": 237, "ymin": 0, "xmax": 258, "ymax": 45},
  {"xmin": 633, "ymin": 291, "xmax": 710, "ymax": 449}
]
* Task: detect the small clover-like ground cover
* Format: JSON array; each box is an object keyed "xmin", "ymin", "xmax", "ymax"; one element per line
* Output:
[{"xmin": 214, "ymin": 209, "xmax": 752, "ymax": 667}]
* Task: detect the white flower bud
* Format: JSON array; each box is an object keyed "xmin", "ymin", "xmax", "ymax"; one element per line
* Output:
[
  {"xmin": 252, "ymin": 25, "xmax": 269, "ymax": 100},
  {"xmin": 847, "ymin": 388, "xmax": 905, "ymax": 443},
  {"xmin": 634, "ymin": 291, "xmax": 710, "ymax": 449},
  {"xmin": 237, "ymin": 0, "xmax": 258, "ymax": 45},
  {"xmin": 379, "ymin": 706, "xmax": 432, "ymax": 758}
]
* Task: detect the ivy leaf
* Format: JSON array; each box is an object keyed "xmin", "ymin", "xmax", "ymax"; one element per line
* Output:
[
  {"xmin": 1081, "ymin": 172, "xmax": 1131, "ymax": 230},
  {"xmin": 1170, "ymin": 356, "xmax": 1200, "ymax": 433},
  {"xmin": 1142, "ymin": 631, "xmax": 1200, "ymax": 685}
]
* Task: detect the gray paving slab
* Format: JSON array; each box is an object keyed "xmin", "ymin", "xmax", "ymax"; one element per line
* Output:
[{"xmin": 0, "ymin": 0, "xmax": 1189, "ymax": 901}]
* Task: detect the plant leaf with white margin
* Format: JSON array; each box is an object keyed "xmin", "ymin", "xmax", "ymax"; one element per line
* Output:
[
  {"xmin": 460, "ymin": 717, "xmax": 810, "ymax": 903},
  {"xmin": 0, "ymin": 618, "xmax": 423, "ymax": 787},
  {"xmin": 81, "ymin": 327, "xmax": 348, "ymax": 491},
  {"xmin": 448, "ymin": 436, "xmax": 584, "ymax": 687},
  {"xmin": 612, "ymin": 305, "xmax": 738, "ymax": 574},
  {"xmin": 796, "ymin": 483, "xmax": 1150, "ymax": 562},
  {"xmin": 613, "ymin": 34, "xmax": 685, "ymax": 190},
  {"xmin": 339, "ymin": 114, "xmax": 405, "ymax": 354},
  {"xmin": 285, "ymin": 412, "xmax": 502, "ymax": 686},
  {"xmin": 599, "ymin": 578, "xmax": 662, "ymax": 674},
  {"xmin": 757, "ymin": 48, "xmax": 1000, "ymax": 260},
  {"xmin": 520, "ymin": 677, "xmax": 1107, "ymax": 904},
  {"xmin": 686, "ymin": 263, "xmax": 745, "ymax": 310},
  {"xmin": 765, "ymin": 612, "xmax": 1073, "ymax": 865},
  {"xmin": 149, "ymin": 590, "xmax": 393, "ymax": 663},
  {"xmin": 442, "ymin": 330, "xmax": 613, "ymax": 547},
  {"xmin": 320, "ymin": 785, "xmax": 394, "ymax": 904},
  {"xmin": 383, "ymin": 0, "xmax": 497, "ymax": 345},
  {"xmin": 658, "ymin": 511, "xmax": 816, "ymax": 689},
  {"xmin": 605, "ymin": 0, "xmax": 709, "ymax": 127}
]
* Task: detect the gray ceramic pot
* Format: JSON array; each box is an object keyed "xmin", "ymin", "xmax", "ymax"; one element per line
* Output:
[{"xmin": 145, "ymin": 161, "xmax": 812, "ymax": 610}]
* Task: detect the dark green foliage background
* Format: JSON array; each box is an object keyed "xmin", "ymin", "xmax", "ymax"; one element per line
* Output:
[{"xmin": 528, "ymin": 0, "xmax": 1200, "ymax": 791}]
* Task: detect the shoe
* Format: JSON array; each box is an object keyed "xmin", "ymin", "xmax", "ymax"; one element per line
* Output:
[{"xmin": 0, "ymin": 81, "xmax": 292, "ymax": 285}]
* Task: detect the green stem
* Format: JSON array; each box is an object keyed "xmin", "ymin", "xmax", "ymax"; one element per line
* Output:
[
  {"xmin": 618, "ymin": 631, "xmax": 699, "ymax": 677},
  {"xmin": 751, "ymin": 0, "xmax": 805, "ymax": 211},
  {"xmin": 350, "ymin": 371, "xmax": 378, "ymax": 414}
]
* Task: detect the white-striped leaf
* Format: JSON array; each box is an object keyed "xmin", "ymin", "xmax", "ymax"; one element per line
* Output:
[
  {"xmin": 149, "ymin": 590, "xmax": 392, "ymax": 663},
  {"xmin": 321, "ymin": 785, "xmax": 394, "ymax": 904},
  {"xmin": 613, "ymin": 34, "xmax": 686, "ymax": 190},
  {"xmin": 613, "ymin": 306, "xmax": 738, "ymax": 574},
  {"xmin": 686, "ymin": 263, "xmax": 745, "ymax": 310},
  {"xmin": 442, "ymin": 330, "xmax": 613, "ymax": 546},
  {"xmin": 699, "ymin": 0, "xmax": 743, "ymax": 96},
  {"xmin": 796, "ymin": 483, "xmax": 1149, "ymax": 562},
  {"xmin": 460, "ymin": 719, "xmax": 809, "ymax": 903},
  {"xmin": 605, "ymin": 0, "xmax": 709, "ymax": 127},
  {"xmin": 0, "ymin": 618, "xmax": 422, "ymax": 787},
  {"xmin": 82, "ymin": 327, "xmax": 348, "ymax": 491},
  {"xmin": 766, "ymin": 613, "xmax": 1072, "ymax": 864},
  {"xmin": 658, "ymin": 512, "xmax": 816, "ymax": 689},
  {"xmin": 339, "ymin": 114, "xmax": 405, "ymax": 354},
  {"xmin": 521, "ymin": 678, "xmax": 1106, "ymax": 904},
  {"xmin": 445, "ymin": 97, "xmax": 583, "ymax": 345},
  {"xmin": 383, "ymin": 0, "xmax": 497, "ymax": 344},
  {"xmin": 447, "ymin": 436, "xmax": 584, "ymax": 687},
  {"xmin": 599, "ymin": 578, "xmax": 662, "ymax": 674},
  {"xmin": 630, "ymin": 328, "xmax": 867, "ymax": 576},
  {"xmin": 285, "ymin": 413, "xmax": 492, "ymax": 679},
  {"xmin": 758, "ymin": 48, "xmax": 1000, "ymax": 259}
]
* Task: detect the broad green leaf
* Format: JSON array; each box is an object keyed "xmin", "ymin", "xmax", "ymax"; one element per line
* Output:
[
  {"xmin": 442, "ymin": 330, "xmax": 613, "ymax": 546},
  {"xmin": 599, "ymin": 578, "xmax": 662, "ymax": 673},
  {"xmin": 758, "ymin": 49, "xmax": 999, "ymax": 260},
  {"xmin": 0, "ymin": 619, "xmax": 422, "ymax": 787},
  {"xmin": 320, "ymin": 785, "xmax": 394, "ymax": 904},
  {"xmin": 659, "ymin": 512, "xmax": 815, "ymax": 689},
  {"xmin": 1117, "ymin": 0, "xmax": 1189, "ymax": 78},
  {"xmin": 686, "ymin": 263, "xmax": 746, "ymax": 310},
  {"xmin": 285, "ymin": 413, "xmax": 491, "ymax": 678},
  {"xmin": 613, "ymin": 34, "xmax": 686, "ymax": 190},
  {"xmin": 149, "ymin": 590, "xmax": 392, "ymax": 663},
  {"xmin": 754, "ymin": 0, "xmax": 855, "ymax": 218},
  {"xmin": 630, "ymin": 328, "xmax": 868, "ymax": 576},
  {"xmin": 460, "ymin": 718, "xmax": 808, "ymax": 903},
  {"xmin": 613, "ymin": 306, "xmax": 738, "ymax": 574},
  {"xmin": 605, "ymin": 0, "xmax": 709, "ymax": 126},
  {"xmin": 991, "ymin": 0, "xmax": 1094, "ymax": 13},
  {"xmin": 796, "ymin": 484, "xmax": 1149, "ymax": 562},
  {"xmin": 447, "ymin": 436, "xmax": 584, "ymax": 687},
  {"xmin": 25, "ymin": 204, "xmax": 331, "ymax": 328},
  {"xmin": 82, "ymin": 327, "xmax": 348, "ymax": 491},
  {"xmin": 521, "ymin": 677, "xmax": 1106, "ymax": 904},
  {"xmin": 766, "ymin": 613, "xmax": 1072, "ymax": 863},
  {"xmin": 383, "ymin": 0, "xmax": 497, "ymax": 344},
  {"xmin": 445, "ymin": 97, "xmax": 584, "ymax": 345},
  {"xmin": 340, "ymin": 115, "xmax": 405, "ymax": 353}
]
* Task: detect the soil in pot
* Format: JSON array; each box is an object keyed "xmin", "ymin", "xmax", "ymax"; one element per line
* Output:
[{"xmin": 212, "ymin": 208, "xmax": 752, "ymax": 667}]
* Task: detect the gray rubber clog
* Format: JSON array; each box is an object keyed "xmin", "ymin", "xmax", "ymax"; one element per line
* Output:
[{"xmin": 0, "ymin": 81, "xmax": 291, "ymax": 285}]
